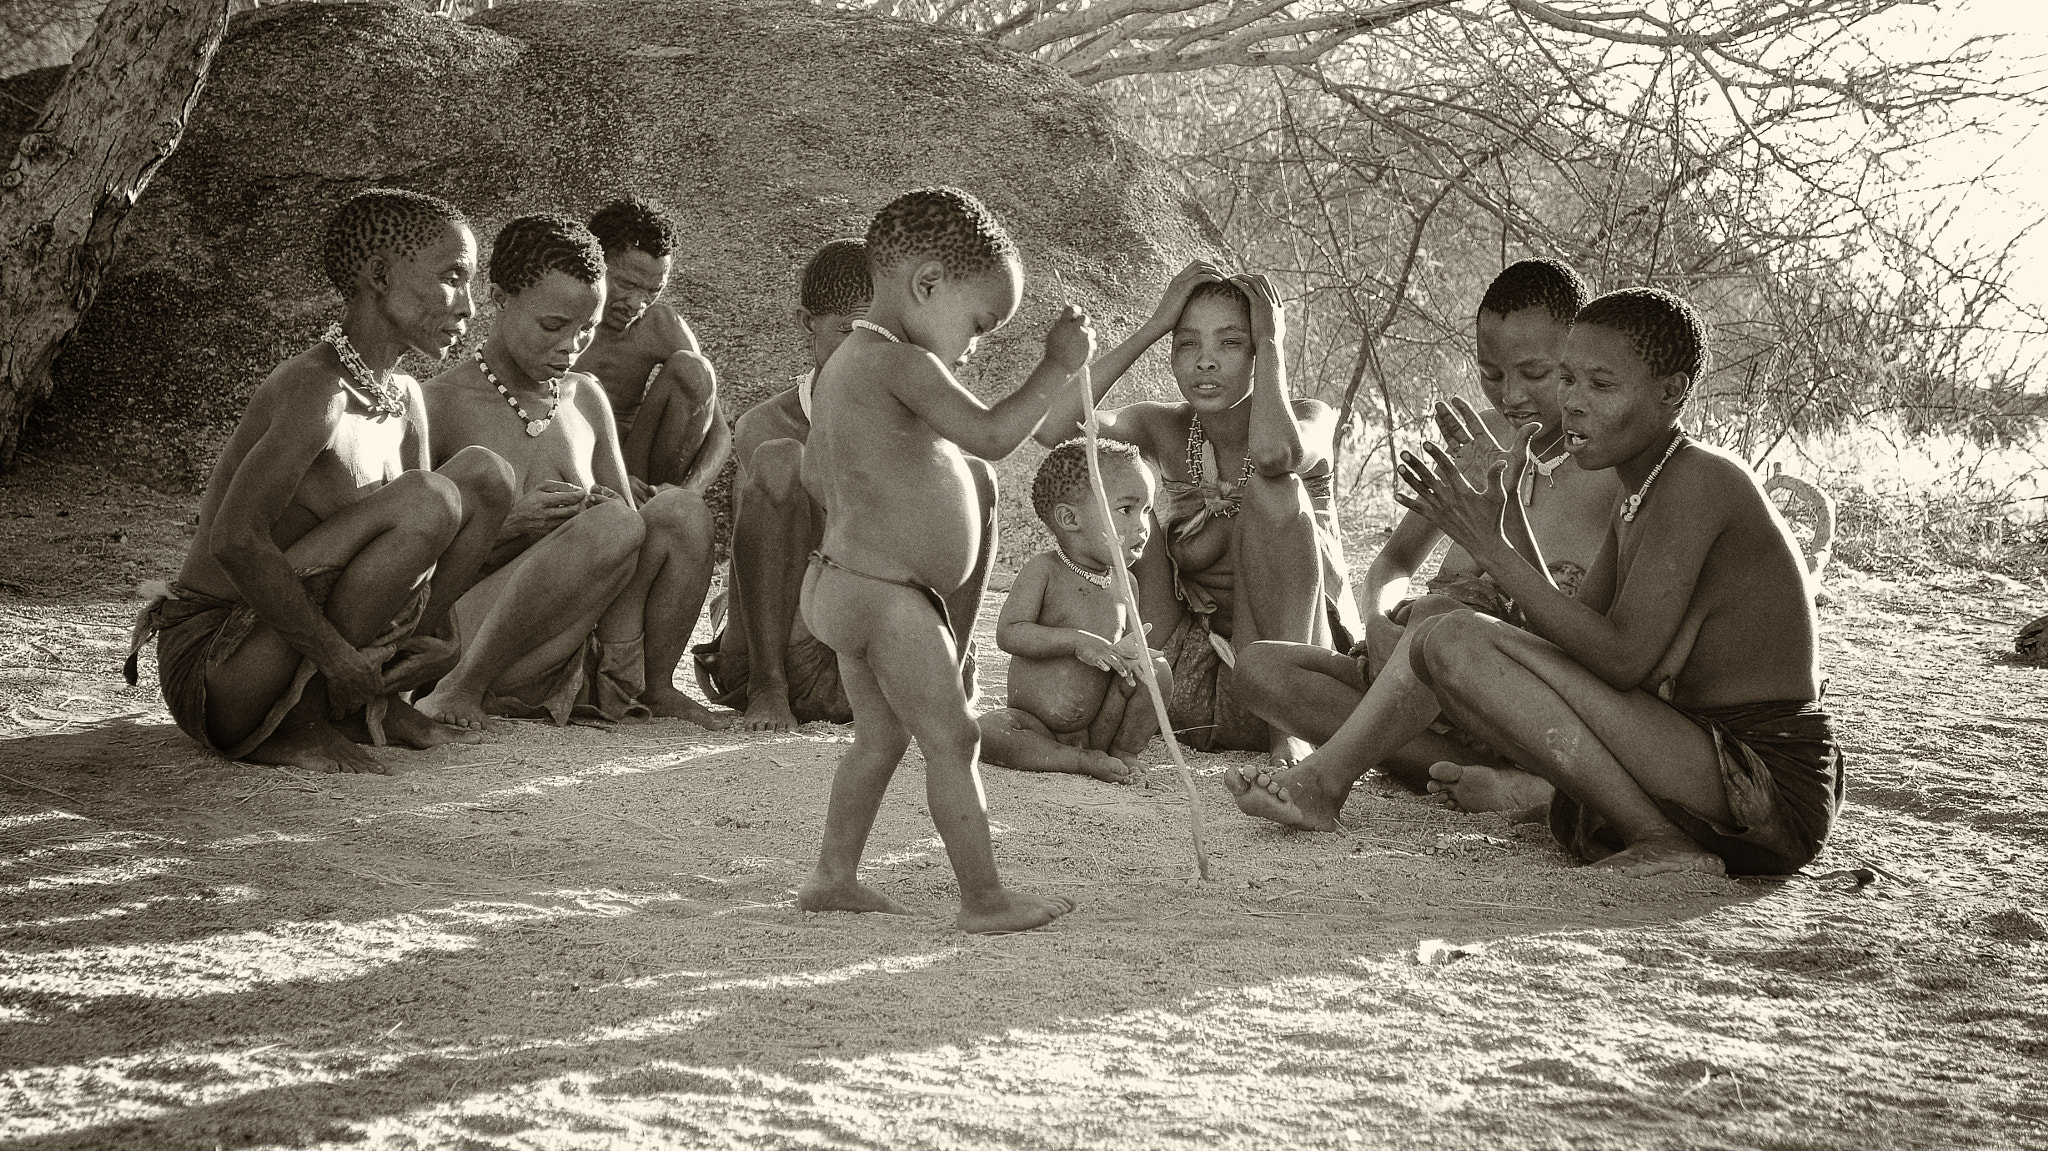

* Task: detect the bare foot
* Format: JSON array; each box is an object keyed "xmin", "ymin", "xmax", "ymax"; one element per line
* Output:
[
  {"xmin": 956, "ymin": 889, "xmax": 1076, "ymax": 934},
  {"xmin": 644, "ymin": 685, "xmax": 732, "ymax": 729},
  {"xmin": 1271, "ymin": 734, "xmax": 1313, "ymax": 767},
  {"xmin": 797, "ymin": 874, "xmax": 912, "ymax": 915},
  {"xmin": 1222, "ymin": 762, "xmax": 1346, "ymax": 831},
  {"xmin": 377, "ymin": 698, "xmax": 483, "ymax": 749},
  {"xmin": 249, "ymin": 718, "xmax": 389, "ymax": 775},
  {"xmin": 1425, "ymin": 761, "xmax": 1554, "ymax": 813},
  {"xmin": 1077, "ymin": 749, "xmax": 1141, "ymax": 785},
  {"xmin": 1591, "ymin": 834, "xmax": 1727, "ymax": 878},
  {"xmin": 414, "ymin": 685, "xmax": 486, "ymax": 731},
  {"xmin": 741, "ymin": 691, "xmax": 798, "ymax": 732}
]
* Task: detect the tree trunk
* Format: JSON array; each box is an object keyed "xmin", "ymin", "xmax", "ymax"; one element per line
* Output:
[{"xmin": 0, "ymin": 0, "xmax": 231, "ymax": 470}]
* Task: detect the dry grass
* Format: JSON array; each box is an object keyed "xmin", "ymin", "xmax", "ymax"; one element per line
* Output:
[{"xmin": 1333, "ymin": 415, "xmax": 2048, "ymax": 582}]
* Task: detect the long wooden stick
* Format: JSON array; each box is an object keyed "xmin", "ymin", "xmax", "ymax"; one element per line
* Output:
[{"xmin": 1073, "ymin": 360, "xmax": 1213, "ymax": 881}]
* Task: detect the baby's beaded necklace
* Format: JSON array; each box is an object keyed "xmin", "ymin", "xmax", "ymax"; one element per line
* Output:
[
  {"xmin": 850, "ymin": 319, "xmax": 902, "ymax": 343},
  {"xmin": 1054, "ymin": 546, "xmax": 1112, "ymax": 589},
  {"xmin": 1620, "ymin": 431, "xmax": 1687, "ymax": 523},
  {"xmin": 1186, "ymin": 417, "xmax": 1254, "ymax": 518},
  {"xmin": 322, "ymin": 323, "xmax": 407, "ymax": 418},
  {"xmin": 475, "ymin": 349, "xmax": 559, "ymax": 438}
]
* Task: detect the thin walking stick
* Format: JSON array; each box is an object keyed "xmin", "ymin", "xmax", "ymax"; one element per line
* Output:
[{"xmin": 1069, "ymin": 347, "xmax": 1213, "ymax": 881}]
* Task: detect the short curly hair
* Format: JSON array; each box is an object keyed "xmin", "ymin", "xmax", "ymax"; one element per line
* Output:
[
  {"xmin": 1574, "ymin": 286, "xmax": 1710, "ymax": 384},
  {"xmin": 1181, "ymin": 277, "xmax": 1251, "ymax": 322},
  {"xmin": 866, "ymin": 186, "xmax": 1019, "ymax": 277},
  {"xmin": 1032, "ymin": 437, "xmax": 1147, "ymax": 532},
  {"xmin": 320, "ymin": 188, "xmax": 468, "ymax": 295},
  {"xmin": 488, "ymin": 214, "xmax": 607, "ymax": 295},
  {"xmin": 587, "ymin": 196, "xmax": 680, "ymax": 259},
  {"xmin": 801, "ymin": 238, "xmax": 873, "ymax": 316},
  {"xmin": 1479, "ymin": 258, "xmax": 1590, "ymax": 325}
]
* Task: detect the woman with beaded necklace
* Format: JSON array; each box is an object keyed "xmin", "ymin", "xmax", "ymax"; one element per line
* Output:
[
  {"xmin": 1035, "ymin": 260, "xmax": 1361, "ymax": 760},
  {"xmin": 127, "ymin": 188, "xmax": 515, "ymax": 773}
]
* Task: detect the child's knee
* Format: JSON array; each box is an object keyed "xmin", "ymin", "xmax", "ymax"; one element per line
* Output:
[
  {"xmin": 1149, "ymin": 655, "xmax": 1174, "ymax": 703},
  {"xmin": 919, "ymin": 715, "xmax": 982, "ymax": 765}
]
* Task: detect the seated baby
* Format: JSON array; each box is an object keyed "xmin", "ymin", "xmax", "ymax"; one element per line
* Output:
[{"xmin": 978, "ymin": 439, "xmax": 1173, "ymax": 784}]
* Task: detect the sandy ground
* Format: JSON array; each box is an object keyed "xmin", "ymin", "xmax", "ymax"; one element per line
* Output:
[{"xmin": 2, "ymin": 459, "xmax": 2045, "ymax": 1150}]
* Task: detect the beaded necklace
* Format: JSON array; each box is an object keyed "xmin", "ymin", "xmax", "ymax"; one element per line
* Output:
[
  {"xmin": 1620, "ymin": 431, "xmax": 1687, "ymax": 523},
  {"xmin": 1185, "ymin": 417, "xmax": 1254, "ymax": 519},
  {"xmin": 322, "ymin": 323, "xmax": 407, "ymax": 418},
  {"xmin": 850, "ymin": 319, "xmax": 902, "ymax": 343},
  {"xmin": 475, "ymin": 349, "xmax": 559, "ymax": 438},
  {"xmin": 1054, "ymin": 545, "xmax": 1112, "ymax": 588}
]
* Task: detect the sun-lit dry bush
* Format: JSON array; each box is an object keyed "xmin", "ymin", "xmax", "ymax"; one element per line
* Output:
[{"xmin": 1765, "ymin": 419, "xmax": 2048, "ymax": 577}]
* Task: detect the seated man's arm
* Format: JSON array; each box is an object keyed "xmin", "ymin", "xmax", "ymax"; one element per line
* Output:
[{"xmin": 208, "ymin": 384, "xmax": 381, "ymax": 711}]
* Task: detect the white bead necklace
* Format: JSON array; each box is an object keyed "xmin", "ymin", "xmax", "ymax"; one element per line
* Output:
[
  {"xmin": 322, "ymin": 323, "xmax": 407, "ymax": 418},
  {"xmin": 1055, "ymin": 545, "xmax": 1112, "ymax": 588},
  {"xmin": 850, "ymin": 318, "xmax": 902, "ymax": 343},
  {"xmin": 475, "ymin": 349, "xmax": 559, "ymax": 438},
  {"xmin": 1620, "ymin": 431, "xmax": 1686, "ymax": 523}
]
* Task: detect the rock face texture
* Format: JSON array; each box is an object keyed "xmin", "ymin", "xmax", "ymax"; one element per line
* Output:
[{"xmin": 8, "ymin": 0, "xmax": 1217, "ymax": 555}]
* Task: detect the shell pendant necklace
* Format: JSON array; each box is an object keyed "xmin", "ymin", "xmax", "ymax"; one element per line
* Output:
[
  {"xmin": 1055, "ymin": 546, "xmax": 1113, "ymax": 589},
  {"xmin": 322, "ymin": 323, "xmax": 407, "ymax": 418},
  {"xmin": 475, "ymin": 349, "xmax": 559, "ymax": 437},
  {"xmin": 1187, "ymin": 417, "xmax": 1255, "ymax": 518},
  {"xmin": 1520, "ymin": 428, "xmax": 1572, "ymax": 507},
  {"xmin": 1620, "ymin": 431, "xmax": 1686, "ymax": 523}
]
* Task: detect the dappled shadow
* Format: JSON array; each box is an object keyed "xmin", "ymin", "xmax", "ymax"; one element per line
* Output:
[{"xmin": 0, "ymin": 719, "xmax": 1779, "ymax": 1148}]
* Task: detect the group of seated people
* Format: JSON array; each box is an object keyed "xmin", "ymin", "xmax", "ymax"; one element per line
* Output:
[{"xmin": 125, "ymin": 184, "xmax": 1843, "ymax": 933}]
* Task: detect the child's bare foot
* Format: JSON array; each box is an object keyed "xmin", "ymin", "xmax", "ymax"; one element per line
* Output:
[
  {"xmin": 1591, "ymin": 833, "xmax": 1726, "ymax": 878},
  {"xmin": 797, "ymin": 874, "xmax": 912, "ymax": 915},
  {"xmin": 643, "ymin": 685, "xmax": 732, "ymax": 729},
  {"xmin": 742, "ymin": 692, "xmax": 799, "ymax": 732},
  {"xmin": 250, "ymin": 718, "xmax": 389, "ymax": 775},
  {"xmin": 1425, "ymin": 761, "xmax": 1553, "ymax": 812},
  {"xmin": 414, "ymin": 685, "xmax": 486, "ymax": 731},
  {"xmin": 1223, "ymin": 762, "xmax": 1346, "ymax": 831},
  {"xmin": 956, "ymin": 889, "xmax": 1075, "ymax": 934},
  {"xmin": 1078, "ymin": 749, "xmax": 1141, "ymax": 785}
]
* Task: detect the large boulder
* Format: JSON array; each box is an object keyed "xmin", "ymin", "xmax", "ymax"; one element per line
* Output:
[{"xmin": 12, "ymin": 0, "xmax": 1218, "ymax": 559}]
